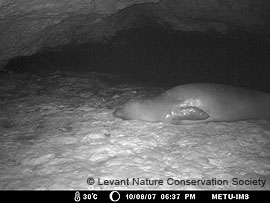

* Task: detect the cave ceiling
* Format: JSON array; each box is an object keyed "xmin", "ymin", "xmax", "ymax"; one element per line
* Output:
[{"xmin": 0, "ymin": 0, "xmax": 269, "ymax": 69}]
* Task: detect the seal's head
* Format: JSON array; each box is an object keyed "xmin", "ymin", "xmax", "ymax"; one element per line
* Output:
[
  {"xmin": 113, "ymin": 99, "xmax": 143, "ymax": 120},
  {"xmin": 113, "ymin": 98, "xmax": 170, "ymax": 122}
]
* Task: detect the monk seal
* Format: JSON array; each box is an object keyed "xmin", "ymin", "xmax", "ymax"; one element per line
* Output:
[{"xmin": 113, "ymin": 83, "xmax": 270, "ymax": 124}]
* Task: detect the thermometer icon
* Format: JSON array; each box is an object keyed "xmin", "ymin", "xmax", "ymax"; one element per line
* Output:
[{"xmin": 74, "ymin": 191, "xmax": 81, "ymax": 202}]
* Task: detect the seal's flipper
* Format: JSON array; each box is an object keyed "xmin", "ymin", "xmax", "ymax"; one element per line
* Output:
[{"xmin": 166, "ymin": 106, "xmax": 209, "ymax": 124}]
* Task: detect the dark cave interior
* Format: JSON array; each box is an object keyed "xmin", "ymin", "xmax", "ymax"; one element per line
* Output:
[{"xmin": 5, "ymin": 26, "xmax": 270, "ymax": 92}]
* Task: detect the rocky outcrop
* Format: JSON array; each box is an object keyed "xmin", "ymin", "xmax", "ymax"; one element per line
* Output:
[{"xmin": 0, "ymin": 0, "xmax": 269, "ymax": 69}]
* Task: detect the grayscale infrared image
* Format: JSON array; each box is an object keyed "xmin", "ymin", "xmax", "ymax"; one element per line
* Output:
[{"xmin": 0, "ymin": 0, "xmax": 269, "ymax": 201}]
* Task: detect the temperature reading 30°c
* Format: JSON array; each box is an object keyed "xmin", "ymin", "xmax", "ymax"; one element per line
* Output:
[{"xmin": 83, "ymin": 193, "xmax": 98, "ymax": 200}]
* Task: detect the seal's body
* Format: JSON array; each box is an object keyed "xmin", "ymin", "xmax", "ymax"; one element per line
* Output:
[{"xmin": 113, "ymin": 83, "xmax": 270, "ymax": 124}]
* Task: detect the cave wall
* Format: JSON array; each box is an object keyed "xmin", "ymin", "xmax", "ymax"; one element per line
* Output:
[
  {"xmin": 0, "ymin": 0, "xmax": 159, "ymax": 69},
  {"xmin": 0, "ymin": 0, "xmax": 270, "ymax": 70}
]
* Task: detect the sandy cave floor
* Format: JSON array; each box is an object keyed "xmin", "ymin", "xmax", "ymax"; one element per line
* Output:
[{"xmin": 0, "ymin": 71, "xmax": 270, "ymax": 190}]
